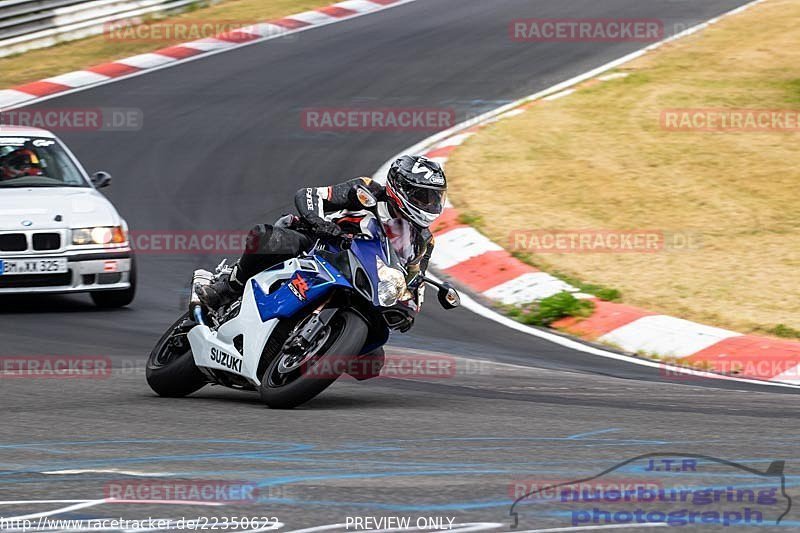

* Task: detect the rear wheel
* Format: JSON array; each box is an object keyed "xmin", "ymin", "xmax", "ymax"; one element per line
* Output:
[
  {"xmin": 259, "ymin": 310, "xmax": 368, "ymax": 409},
  {"xmin": 146, "ymin": 312, "xmax": 207, "ymax": 397}
]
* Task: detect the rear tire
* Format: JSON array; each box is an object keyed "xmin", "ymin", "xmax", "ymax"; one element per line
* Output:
[
  {"xmin": 91, "ymin": 255, "xmax": 137, "ymax": 308},
  {"xmin": 146, "ymin": 312, "xmax": 207, "ymax": 397},
  {"xmin": 259, "ymin": 310, "xmax": 368, "ymax": 409}
]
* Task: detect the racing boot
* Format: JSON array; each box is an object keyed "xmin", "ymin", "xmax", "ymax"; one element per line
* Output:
[{"xmin": 197, "ymin": 264, "xmax": 245, "ymax": 310}]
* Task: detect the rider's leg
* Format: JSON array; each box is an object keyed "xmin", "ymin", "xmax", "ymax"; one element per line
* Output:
[
  {"xmin": 238, "ymin": 224, "xmax": 312, "ymax": 281},
  {"xmin": 198, "ymin": 224, "xmax": 312, "ymax": 309}
]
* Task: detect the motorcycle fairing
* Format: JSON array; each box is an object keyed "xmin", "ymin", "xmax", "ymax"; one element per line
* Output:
[
  {"xmin": 251, "ymin": 255, "xmax": 351, "ymax": 322},
  {"xmin": 188, "ymin": 256, "xmax": 348, "ymax": 386},
  {"xmin": 348, "ymin": 239, "xmax": 385, "ymax": 308}
]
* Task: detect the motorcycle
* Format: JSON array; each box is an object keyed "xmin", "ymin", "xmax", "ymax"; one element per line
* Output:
[{"xmin": 146, "ymin": 186, "xmax": 461, "ymax": 408}]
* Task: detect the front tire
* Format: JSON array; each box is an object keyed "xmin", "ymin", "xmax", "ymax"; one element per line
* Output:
[
  {"xmin": 259, "ymin": 310, "xmax": 368, "ymax": 409},
  {"xmin": 146, "ymin": 312, "xmax": 207, "ymax": 397}
]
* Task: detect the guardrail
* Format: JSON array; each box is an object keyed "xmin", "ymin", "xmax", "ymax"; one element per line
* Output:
[{"xmin": 0, "ymin": 0, "xmax": 212, "ymax": 58}]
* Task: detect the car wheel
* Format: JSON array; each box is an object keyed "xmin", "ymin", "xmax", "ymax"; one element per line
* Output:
[{"xmin": 91, "ymin": 255, "xmax": 137, "ymax": 308}]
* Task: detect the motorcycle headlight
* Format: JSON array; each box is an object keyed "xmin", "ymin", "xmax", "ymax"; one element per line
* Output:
[
  {"xmin": 376, "ymin": 258, "xmax": 408, "ymax": 307},
  {"xmin": 72, "ymin": 226, "xmax": 127, "ymax": 245}
]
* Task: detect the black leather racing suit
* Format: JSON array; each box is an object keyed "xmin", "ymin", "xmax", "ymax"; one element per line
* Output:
[{"xmin": 236, "ymin": 177, "xmax": 435, "ymax": 311}]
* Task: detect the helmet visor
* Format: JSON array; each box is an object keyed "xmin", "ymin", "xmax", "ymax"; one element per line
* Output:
[{"xmin": 400, "ymin": 182, "xmax": 446, "ymax": 215}]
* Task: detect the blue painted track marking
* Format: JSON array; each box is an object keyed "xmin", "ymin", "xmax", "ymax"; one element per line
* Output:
[{"xmin": 0, "ymin": 436, "xmax": 796, "ymax": 514}]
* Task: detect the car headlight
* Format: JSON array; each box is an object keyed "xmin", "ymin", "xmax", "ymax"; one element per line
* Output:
[
  {"xmin": 376, "ymin": 257, "xmax": 409, "ymax": 307},
  {"xmin": 72, "ymin": 226, "xmax": 127, "ymax": 245}
]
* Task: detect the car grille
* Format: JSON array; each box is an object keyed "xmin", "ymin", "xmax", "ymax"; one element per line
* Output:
[
  {"xmin": 0, "ymin": 232, "xmax": 63, "ymax": 252},
  {"xmin": 0, "ymin": 234, "xmax": 27, "ymax": 252},
  {"xmin": 32, "ymin": 233, "xmax": 61, "ymax": 251},
  {"xmin": 0, "ymin": 272, "xmax": 72, "ymax": 288}
]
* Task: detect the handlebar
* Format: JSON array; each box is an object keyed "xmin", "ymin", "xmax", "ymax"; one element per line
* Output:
[
  {"xmin": 335, "ymin": 232, "xmax": 374, "ymax": 249},
  {"xmin": 311, "ymin": 232, "xmax": 369, "ymax": 251},
  {"xmin": 419, "ymin": 275, "xmax": 448, "ymax": 290},
  {"xmin": 337, "ymin": 234, "xmax": 354, "ymax": 250}
]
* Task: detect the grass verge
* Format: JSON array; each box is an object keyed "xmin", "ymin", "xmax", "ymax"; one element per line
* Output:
[
  {"xmin": 505, "ymin": 292, "xmax": 594, "ymax": 327},
  {"xmin": 0, "ymin": 0, "xmax": 333, "ymax": 88},
  {"xmin": 446, "ymin": 0, "xmax": 800, "ymax": 335}
]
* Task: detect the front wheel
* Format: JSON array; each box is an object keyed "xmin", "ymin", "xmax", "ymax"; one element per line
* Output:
[
  {"xmin": 146, "ymin": 312, "xmax": 207, "ymax": 397},
  {"xmin": 259, "ymin": 310, "xmax": 368, "ymax": 409}
]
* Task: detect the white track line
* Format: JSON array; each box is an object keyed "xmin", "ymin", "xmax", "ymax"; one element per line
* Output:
[
  {"xmin": 0, "ymin": 500, "xmax": 90, "ymax": 505},
  {"xmin": 42, "ymin": 468, "xmax": 171, "ymax": 476},
  {"xmin": 2, "ymin": 499, "xmax": 107, "ymax": 520},
  {"xmin": 0, "ymin": 497, "xmax": 225, "ymax": 523},
  {"xmin": 427, "ymin": 276, "xmax": 800, "ymax": 390}
]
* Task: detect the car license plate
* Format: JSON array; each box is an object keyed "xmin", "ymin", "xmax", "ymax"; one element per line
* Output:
[{"xmin": 0, "ymin": 258, "xmax": 68, "ymax": 275}]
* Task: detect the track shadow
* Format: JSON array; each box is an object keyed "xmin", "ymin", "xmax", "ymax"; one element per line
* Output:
[
  {"xmin": 0, "ymin": 293, "xmax": 134, "ymax": 314},
  {"xmin": 138, "ymin": 381, "xmax": 414, "ymax": 410}
]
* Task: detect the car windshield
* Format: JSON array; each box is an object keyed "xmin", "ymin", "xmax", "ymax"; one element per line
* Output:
[{"xmin": 0, "ymin": 136, "xmax": 88, "ymax": 188}]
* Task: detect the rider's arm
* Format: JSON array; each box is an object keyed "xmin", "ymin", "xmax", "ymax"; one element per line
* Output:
[
  {"xmin": 405, "ymin": 234, "xmax": 434, "ymax": 310},
  {"xmin": 294, "ymin": 177, "xmax": 383, "ymax": 225},
  {"xmin": 418, "ymin": 236, "xmax": 434, "ymax": 278},
  {"xmin": 396, "ymin": 239, "xmax": 433, "ymax": 331},
  {"xmin": 409, "ymin": 231, "xmax": 435, "ymax": 279}
]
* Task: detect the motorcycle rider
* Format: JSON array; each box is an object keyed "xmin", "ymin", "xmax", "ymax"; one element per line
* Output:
[{"xmin": 198, "ymin": 155, "xmax": 447, "ymax": 332}]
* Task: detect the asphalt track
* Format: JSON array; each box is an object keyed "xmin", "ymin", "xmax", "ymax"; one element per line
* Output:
[{"xmin": 2, "ymin": 0, "xmax": 799, "ymax": 531}]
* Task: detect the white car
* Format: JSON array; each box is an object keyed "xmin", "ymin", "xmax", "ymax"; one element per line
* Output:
[{"xmin": 0, "ymin": 126, "xmax": 135, "ymax": 307}]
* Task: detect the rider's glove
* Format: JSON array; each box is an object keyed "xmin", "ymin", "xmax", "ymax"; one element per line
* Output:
[{"xmin": 312, "ymin": 220, "xmax": 343, "ymax": 239}]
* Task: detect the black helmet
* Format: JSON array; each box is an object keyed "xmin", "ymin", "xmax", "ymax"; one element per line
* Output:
[{"xmin": 385, "ymin": 155, "xmax": 447, "ymax": 228}]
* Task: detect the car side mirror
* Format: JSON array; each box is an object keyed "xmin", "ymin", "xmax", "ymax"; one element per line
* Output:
[
  {"xmin": 437, "ymin": 283, "xmax": 461, "ymax": 310},
  {"xmin": 356, "ymin": 185, "xmax": 377, "ymax": 208},
  {"xmin": 91, "ymin": 171, "xmax": 112, "ymax": 188}
]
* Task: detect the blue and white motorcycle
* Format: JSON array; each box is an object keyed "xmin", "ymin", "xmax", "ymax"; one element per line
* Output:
[{"xmin": 146, "ymin": 186, "xmax": 460, "ymax": 408}]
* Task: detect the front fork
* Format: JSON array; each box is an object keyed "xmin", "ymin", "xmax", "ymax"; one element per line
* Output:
[{"xmin": 283, "ymin": 296, "xmax": 337, "ymax": 356}]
